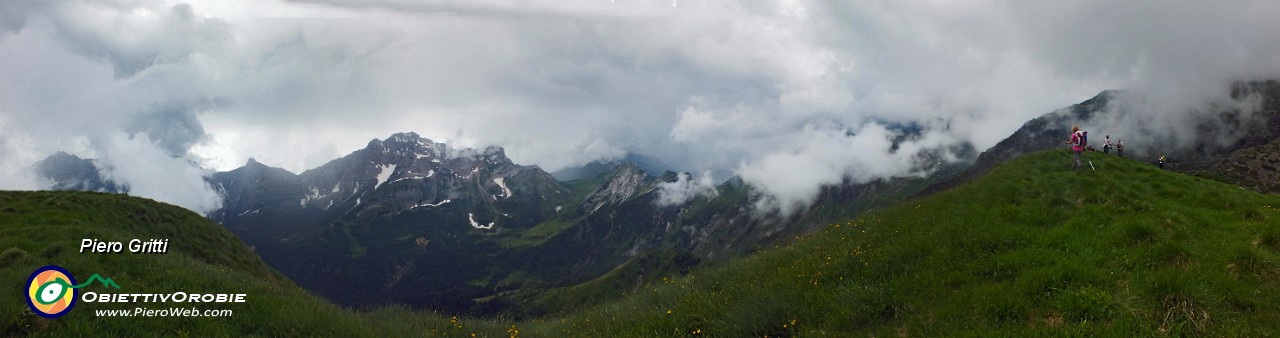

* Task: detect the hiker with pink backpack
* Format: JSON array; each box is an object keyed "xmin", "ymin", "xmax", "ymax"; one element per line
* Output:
[
  {"xmin": 1066, "ymin": 125, "xmax": 1084, "ymax": 170},
  {"xmin": 1064, "ymin": 126, "xmax": 1096, "ymax": 171}
]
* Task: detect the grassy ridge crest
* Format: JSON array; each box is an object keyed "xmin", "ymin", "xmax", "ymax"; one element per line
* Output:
[{"xmin": 524, "ymin": 150, "xmax": 1280, "ymax": 336}]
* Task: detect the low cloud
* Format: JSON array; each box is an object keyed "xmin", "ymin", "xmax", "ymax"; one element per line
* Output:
[
  {"xmin": 736, "ymin": 122, "xmax": 954, "ymax": 215},
  {"xmin": 1083, "ymin": 87, "xmax": 1266, "ymax": 158},
  {"xmin": 0, "ymin": 132, "xmax": 43, "ymax": 190},
  {"xmin": 655, "ymin": 170, "xmax": 717, "ymax": 207},
  {"xmin": 96, "ymin": 133, "xmax": 223, "ymax": 215}
]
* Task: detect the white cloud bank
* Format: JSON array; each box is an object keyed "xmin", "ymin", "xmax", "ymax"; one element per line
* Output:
[
  {"xmin": 656, "ymin": 171, "xmax": 717, "ymax": 207},
  {"xmin": 97, "ymin": 133, "xmax": 223, "ymax": 215}
]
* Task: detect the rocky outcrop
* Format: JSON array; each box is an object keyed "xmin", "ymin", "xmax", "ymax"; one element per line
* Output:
[
  {"xmin": 580, "ymin": 163, "xmax": 649, "ymax": 214},
  {"xmin": 33, "ymin": 151, "xmax": 128, "ymax": 193}
]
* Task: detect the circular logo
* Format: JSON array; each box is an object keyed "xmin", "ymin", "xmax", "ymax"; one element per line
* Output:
[{"xmin": 26, "ymin": 265, "xmax": 77, "ymax": 319}]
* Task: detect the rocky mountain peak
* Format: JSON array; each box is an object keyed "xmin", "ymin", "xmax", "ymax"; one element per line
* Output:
[
  {"xmin": 45, "ymin": 151, "xmax": 78, "ymax": 162},
  {"xmin": 33, "ymin": 151, "xmax": 127, "ymax": 193},
  {"xmin": 385, "ymin": 131, "xmax": 423, "ymax": 144},
  {"xmin": 580, "ymin": 162, "xmax": 650, "ymax": 214},
  {"xmin": 479, "ymin": 146, "xmax": 512, "ymax": 166},
  {"xmin": 369, "ymin": 132, "xmax": 449, "ymax": 162}
]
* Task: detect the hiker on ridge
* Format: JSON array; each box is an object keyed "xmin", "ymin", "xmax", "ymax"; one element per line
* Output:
[
  {"xmin": 1158, "ymin": 153, "xmax": 1166, "ymax": 169},
  {"xmin": 1103, "ymin": 135, "xmax": 1112, "ymax": 154},
  {"xmin": 1066, "ymin": 125, "xmax": 1084, "ymax": 170},
  {"xmin": 1116, "ymin": 140, "xmax": 1125, "ymax": 158}
]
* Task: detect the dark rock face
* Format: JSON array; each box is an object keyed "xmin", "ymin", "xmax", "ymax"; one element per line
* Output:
[
  {"xmin": 1203, "ymin": 81, "xmax": 1280, "ymax": 192},
  {"xmin": 580, "ymin": 163, "xmax": 647, "ymax": 214},
  {"xmin": 1217, "ymin": 139, "xmax": 1280, "ymax": 192}
]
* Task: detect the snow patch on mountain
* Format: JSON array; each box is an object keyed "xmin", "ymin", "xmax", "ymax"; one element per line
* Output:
[
  {"xmin": 385, "ymin": 169, "xmax": 435, "ymax": 186},
  {"xmin": 374, "ymin": 164, "xmax": 397, "ymax": 189},
  {"xmin": 460, "ymin": 167, "xmax": 479, "ymax": 179},
  {"xmin": 299, "ymin": 186, "xmax": 325, "ymax": 207},
  {"xmin": 468, "ymin": 213, "xmax": 495, "ymax": 229},
  {"xmin": 413, "ymin": 199, "xmax": 451, "ymax": 209},
  {"xmin": 493, "ymin": 177, "xmax": 512, "ymax": 198}
]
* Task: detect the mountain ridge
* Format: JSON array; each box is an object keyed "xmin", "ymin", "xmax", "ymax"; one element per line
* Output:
[
  {"xmin": 10, "ymin": 148, "xmax": 1280, "ymax": 335},
  {"xmin": 192, "ymin": 131, "xmax": 938, "ymax": 316}
]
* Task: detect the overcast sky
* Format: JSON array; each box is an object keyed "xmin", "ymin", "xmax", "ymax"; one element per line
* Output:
[{"xmin": 1, "ymin": 0, "xmax": 1279, "ymax": 214}]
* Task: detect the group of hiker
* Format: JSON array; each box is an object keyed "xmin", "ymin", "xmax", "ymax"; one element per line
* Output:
[{"xmin": 1065, "ymin": 125, "xmax": 1164, "ymax": 171}]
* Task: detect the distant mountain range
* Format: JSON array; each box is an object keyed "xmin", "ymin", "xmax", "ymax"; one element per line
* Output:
[
  {"xmin": 31, "ymin": 80, "xmax": 1280, "ymax": 316},
  {"xmin": 196, "ymin": 131, "xmax": 931, "ymax": 316},
  {"xmin": 30, "ymin": 131, "xmax": 940, "ymax": 316}
]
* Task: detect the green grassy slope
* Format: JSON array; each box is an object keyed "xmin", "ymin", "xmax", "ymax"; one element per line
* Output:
[
  {"xmin": 0, "ymin": 191, "xmax": 504, "ymax": 337},
  {"xmin": 6, "ymin": 149, "xmax": 1280, "ymax": 336},
  {"xmin": 520, "ymin": 150, "xmax": 1280, "ymax": 336}
]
